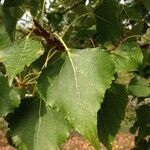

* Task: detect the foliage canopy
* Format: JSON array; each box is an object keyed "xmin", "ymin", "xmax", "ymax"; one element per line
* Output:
[{"xmin": 0, "ymin": 0, "xmax": 150, "ymax": 149}]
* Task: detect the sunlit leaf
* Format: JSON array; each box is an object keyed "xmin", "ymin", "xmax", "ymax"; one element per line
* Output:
[{"xmin": 0, "ymin": 38, "xmax": 43, "ymax": 85}]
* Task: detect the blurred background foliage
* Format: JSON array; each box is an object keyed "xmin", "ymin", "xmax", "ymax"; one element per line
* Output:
[{"xmin": 0, "ymin": 0, "xmax": 150, "ymax": 49}]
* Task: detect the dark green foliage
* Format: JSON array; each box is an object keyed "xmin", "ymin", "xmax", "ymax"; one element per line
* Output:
[
  {"xmin": 29, "ymin": 0, "xmax": 44, "ymax": 16},
  {"xmin": 2, "ymin": 0, "xmax": 24, "ymax": 41},
  {"xmin": 130, "ymin": 105, "xmax": 150, "ymax": 149},
  {"xmin": 0, "ymin": 73, "xmax": 20, "ymax": 117},
  {"xmin": 97, "ymin": 83, "xmax": 128, "ymax": 149},
  {"xmin": 94, "ymin": 0, "xmax": 123, "ymax": 43},
  {"xmin": 2, "ymin": 7, "xmax": 19, "ymax": 41},
  {"xmin": 124, "ymin": 4, "xmax": 142, "ymax": 21},
  {"xmin": 143, "ymin": 0, "xmax": 150, "ymax": 11},
  {"xmin": 3, "ymin": 0, "xmax": 26, "ymax": 7},
  {"xmin": 47, "ymin": 12, "xmax": 63, "ymax": 28}
]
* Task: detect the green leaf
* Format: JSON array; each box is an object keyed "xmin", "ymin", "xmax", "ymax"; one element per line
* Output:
[
  {"xmin": 2, "ymin": 0, "xmax": 26, "ymax": 7},
  {"xmin": 130, "ymin": 105, "xmax": 150, "ymax": 144},
  {"xmin": 143, "ymin": 0, "xmax": 150, "ymax": 11},
  {"xmin": 128, "ymin": 76, "xmax": 150, "ymax": 97},
  {"xmin": 142, "ymin": 47, "xmax": 150, "ymax": 64},
  {"xmin": 140, "ymin": 28, "xmax": 150, "ymax": 45},
  {"xmin": 111, "ymin": 42, "xmax": 143, "ymax": 72},
  {"xmin": 47, "ymin": 12, "xmax": 63, "ymax": 27},
  {"xmin": 94, "ymin": 0, "xmax": 122, "ymax": 43},
  {"xmin": 0, "ymin": 38, "xmax": 43, "ymax": 85},
  {"xmin": 125, "ymin": 22, "xmax": 144, "ymax": 39},
  {"xmin": 76, "ymin": 26, "xmax": 96, "ymax": 40},
  {"xmin": 0, "ymin": 73, "xmax": 20, "ymax": 117},
  {"xmin": 124, "ymin": 4, "xmax": 142, "ymax": 20},
  {"xmin": 29, "ymin": 0, "xmax": 44, "ymax": 16},
  {"xmin": 9, "ymin": 98, "xmax": 72, "ymax": 150},
  {"xmin": 2, "ymin": 7, "xmax": 17, "ymax": 41},
  {"xmin": 2, "ymin": 0, "xmax": 24, "ymax": 41},
  {"xmin": 97, "ymin": 83, "xmax": 128, "ymax": 149},
  {"xmin": 0, "ymin": 25, "xmax": 10, "ymax": 46},
  {"xmin": 37, "ymin": 48, "xmax": 115, "ymax": 149}
]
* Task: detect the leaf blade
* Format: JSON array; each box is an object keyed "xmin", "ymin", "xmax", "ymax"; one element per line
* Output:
[
  {"xmin": 97, "ymin": 83, "xmax": 128, "ymax": 149},
  {"xmin": 37, "ymin": 48, "xmax": 115, "ymax": 148},
  {"xmin": 94, "ymin": 0, "xmax": 122, "ymax": 43},
  {"xmin": 9, "ymin": 98, "xmax": 72, "ymax": 150},
  {"xmin": 111, "ymin": 43, "xmax": 143, "ymax": 72},
  {"xmin": 0, "ymin": 38, "xmax": 43, "ymax": 85},
  {"xmin": 0, "ymin": 73, "xmax": 20, "ymax": 117},
  {"xmin": 128, "ymin": 76, "xmax": 150, "ymax": 97}
]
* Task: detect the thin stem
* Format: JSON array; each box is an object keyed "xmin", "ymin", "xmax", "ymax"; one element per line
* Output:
[
  {"xmin": 62, "ymin": 12, "xmax": 110, "ymax": 38},
  {"xmin": 62, "ymin": 13, "xmax": 92, "ymax": 38},
  {"xmin": 120, "ymin": 35, "xmax": 142, "ymax": 45},
  {"xmin": 14, "ymin": 77, "xmax": 21, "ymax": 88},
  {"xmin": 53, "ymin": 33, "xmax": 69, "ymax": 51},
  {"xmin": 31, "ymin": 48, "xmax": 57, "ymax": 95},
  {"xmin": 23, "ymin": 72, "xmax": 40, "ymax": 81},
  {"xmin": 43, "ymin": 47, "xmax": 56, "ymax": 68},
  {"xmin": 89, "ymin": 37, "xmax": 95, "ymax": 48},
  {"xmin": 23, "ymin": 76, "xmax": 39, "ymax": 84}
]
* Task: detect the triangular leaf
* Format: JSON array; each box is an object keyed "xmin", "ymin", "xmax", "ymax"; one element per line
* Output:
[
  {"xmin": 0, "ymin": 73, "xmax": 20, "ymax": 117},
  {"xmin": 8, "ymin": 98, "xmax": 72, "ymax": 150},
  {"xmin": 37, "ymin": 48, "xmax": 115, "ymax": 148},
  {"xmin": 111, "ymin": 43, "xmax": 143, "ymax": 72},
  {"xmin": 0, "ymin": 38, "xmax": 43, "ymax": 85},
  {"xmin": 97, "ymin": 83, "xmax": 128, "ymax": 149}
]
